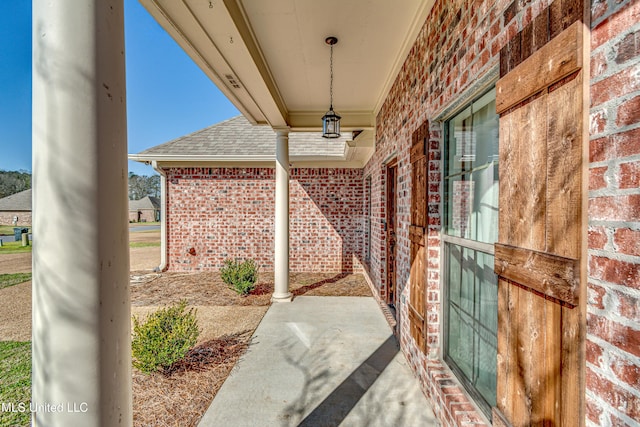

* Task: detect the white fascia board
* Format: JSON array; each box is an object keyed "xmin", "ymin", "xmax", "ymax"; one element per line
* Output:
[
  {"xmin": 128, "ymin": 154, "xmax": 274, "ymax": 163},
  {"xmin": 129, "ymin": 154, "xmax": 368, "ymax": 168}
]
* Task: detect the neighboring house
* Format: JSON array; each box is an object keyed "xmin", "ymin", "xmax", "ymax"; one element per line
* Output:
[
  {"xmin": 0, "ymin": 189, "xmax": 32, "ymax": 226},
  {"xmin": 128, "ymin": 196, "xmax": 161, "ymax": 223}
]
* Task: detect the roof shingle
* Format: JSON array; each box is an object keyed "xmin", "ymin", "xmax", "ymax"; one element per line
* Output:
[
  {"xmin": 129, "ymin": 196, "xmax": 160, "ymax": 211},
  {"xmin": 137, "ymin": 116, "xmax": 347, "ymax": 158},
  {"xmin": 0, "ymin": 189, "xmax": 32, "ymax": 211}
]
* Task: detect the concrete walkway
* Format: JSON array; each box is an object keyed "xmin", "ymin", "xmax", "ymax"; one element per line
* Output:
[{"xmin": 199, "ymin": 296, "xmax": 438, "ymax": 427}]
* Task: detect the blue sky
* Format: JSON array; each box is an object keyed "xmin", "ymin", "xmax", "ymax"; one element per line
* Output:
[{"xmin": 0, "ymin": 0, "xmax": 239, "ymax": 176}]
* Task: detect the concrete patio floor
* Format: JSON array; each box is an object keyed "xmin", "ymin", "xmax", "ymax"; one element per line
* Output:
[{"xmin": 198, "ymin": 296, "xmax": 438, "ymax": 427}]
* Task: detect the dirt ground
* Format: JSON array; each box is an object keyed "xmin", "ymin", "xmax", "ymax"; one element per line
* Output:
[
  {"xmin": 0, "ymin": 229, "xmax": 374, "ymax": 426},
  {"xmin": 0, "ymin": 230, "xmax": 160, "ymax": 276},
  {"xmin": 0, "ymin": 253, "xmax": 31, "ymax": 274},
  {"xmin": 0, "ymin": 281, "xmax": 31, "ymax": 341},
  {"xmin": 129, "ymin": 230, "xmax": 161, "ymax": 271},
  {"xmin": 0, "ymin": 230, "xmax": 161, "ymax": 342}
]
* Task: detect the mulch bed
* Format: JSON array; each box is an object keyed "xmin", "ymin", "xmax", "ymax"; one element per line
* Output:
[
  {"xmin": 130, "ymin": 271, "xmax": 372, "ymax": 307},
  {"xmin": 131, "ymin": 271, "xmax": 372, "ymax": 427},
  {"xmin": 133, "ymin": 332, "xmax": 250, "ymax": 427}
]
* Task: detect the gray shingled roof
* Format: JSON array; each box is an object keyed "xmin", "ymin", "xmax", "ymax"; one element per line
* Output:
[
  {"xmin": 0, "ymin": 189, "xmax": 32, "ymax": 211},
  {"xmin": 137, "ymin": 116, "xmax": 347, "ymax": 158},
  {"xmin": 129, "ymin": 196, "xmax": 160, "ymax": 211}
]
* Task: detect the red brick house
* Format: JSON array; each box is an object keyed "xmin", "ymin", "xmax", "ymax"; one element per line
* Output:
[
  {"xmin": 0, "ymin": 189, "xmax": 32, "ymax": 226},
  {"xmin": 128, "ymin": 196, "xmax": 161, "ymax": 223},
  {"xmin": 127, "ymin": 0, "xmax": 640, "ymax": 425}
]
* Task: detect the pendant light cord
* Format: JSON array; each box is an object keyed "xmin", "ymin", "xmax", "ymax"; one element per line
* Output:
[{"xmin": 329, "ymin": 43, "xmax": 334, "ymax": 109}]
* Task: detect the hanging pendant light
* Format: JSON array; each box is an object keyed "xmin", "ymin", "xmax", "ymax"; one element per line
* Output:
[{"xmin": 322, "ymin": 36, "xmax": 341, "ymax": 138}]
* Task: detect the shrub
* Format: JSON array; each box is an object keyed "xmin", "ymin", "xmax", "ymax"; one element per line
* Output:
[
  {"xmin": 220, "ymin": 258, "xmax": 259, "ymax": 296},
  {"xmin": 131, "ymin": 300, "xmax": 199, "ymax": 374}
]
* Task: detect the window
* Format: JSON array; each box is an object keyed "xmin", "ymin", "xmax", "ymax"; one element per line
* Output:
[{"xmin": 443, "ymin": 88, "xmax": 499, "ymax": 417}]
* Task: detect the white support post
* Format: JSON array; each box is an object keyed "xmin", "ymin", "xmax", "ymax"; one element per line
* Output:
[
  {"xmin": 152, "ymin": 161, "xmax": 167, "ymax": 272},
  {"xmin": 272, "ymin": 129, "xmax": 292, "ymax": 302},
  {"xmin": 32, "ymin": 1, "xmax": 132, "ymax": 425}
]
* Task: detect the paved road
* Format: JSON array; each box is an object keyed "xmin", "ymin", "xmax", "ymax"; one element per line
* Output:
[
  {"xmin": 1, "ymin": 225, "xmax": 158, "ymax": 243},
  {"xmin": 0, "ymin": 234, "xmax": 32, "ymax": 244},
  {"xmin": 130, "ymin": 225, "xmax": 160, "ymax": 232}
]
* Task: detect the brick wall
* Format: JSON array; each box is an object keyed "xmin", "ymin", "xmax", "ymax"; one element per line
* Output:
[
  {"xmin": 128, "ymin": 209, "xmax": 157, "ymax": 223},
  {"xmin": 0, "ymin": 212, "xmax": 32, "ymax": 226},
  {"xmin": 164, "ymin": 167, "xmax": 364, "ymax": 273},
  {"xmin": 363, "ymin": 0, "xmax": 639, "ymax": 425},
  {"xmin": 364, "ymin": 0, "xmax": 545, "ymax": 423},
  {"xmin": 588, "ymin": 1, "xmax": 640, "ymax": 425}
]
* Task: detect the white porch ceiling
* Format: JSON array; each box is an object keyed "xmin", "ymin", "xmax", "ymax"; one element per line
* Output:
[{"xmin": 140, "ymin": 0, "xmax": 434, "ymax": 131}]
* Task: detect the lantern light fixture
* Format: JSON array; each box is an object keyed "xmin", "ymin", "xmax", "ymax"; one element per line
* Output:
[{"xmin": 322, "ymin": 36, "xmax": 341, "ymax": 138}]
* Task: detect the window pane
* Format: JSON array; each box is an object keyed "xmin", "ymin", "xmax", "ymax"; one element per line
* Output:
[
  {"xmin": 447, "ymin": 106, "xmax": 473, "ymax": 176},
  {"xmin": 461, "ymin": 247, "xmax": 475, "ymax": 314},
  {"xmin": 445, "ymin": 247, "xmax": 498, "ymax": 413},
  {"xmin": 446, "ymin": 174, "xmax": 473, "ymax": 238},
  {"xmin": 447, "ymin": 167, "xmax": 498, "ymax": 243},
  {"xmin": 447, "ymin": 245, "xmax": 475, "ymax": 381},
  {"xmin": 444, "ymin": 89, "xmax": 499, "ymax": 242},
  {"xmin": 476, "ymin": 251, "xmax": 497, "ymax": 407},
  {"xmin": 476, "ymin": 321, "xmax": 497, "ymax": 406},
  {"xmin": 448, "ymin": 304, "xmax": 474, "ymax": 380},
  {"xmin": 471, "ymin": 89, "xmax": 499, "ymax": 170},
  {"xmin": 477, "ymin": 251, "xmax": 498, "ymax": 331},
  {"xmin": 449, "ymin": 244, "xmax": 461, "ymax": 306},
  {"xmin": 469, "ymin": 165, "xmax": 499, "ymax": 244}
]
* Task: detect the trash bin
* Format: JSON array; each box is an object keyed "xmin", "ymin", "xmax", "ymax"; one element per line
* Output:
[{"xmin": 14, "ymin": 228, "xmax": 28, "ymax": 242}]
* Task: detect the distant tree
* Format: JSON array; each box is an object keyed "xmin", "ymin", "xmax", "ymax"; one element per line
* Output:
[
  {"xmin": 147, "ymin": 175, "xmax": 160, "ymax": 198},
  {"xmin": 0, "ymin": 170, "xmax": 31, "ymax": 199},
  {"xmin": 128, "ymin": 172, "xmax": 160, "ymax": 200},
  {"xmin": 0, "ymin": 170, "xmax": 161, "ymax": 201}
]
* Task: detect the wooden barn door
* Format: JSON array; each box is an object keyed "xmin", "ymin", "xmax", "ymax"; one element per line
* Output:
[
  {"xmin": 409, "ymin": 121, "xmax": 428, "ymax": 351},
  {"xmin": 493, "ymin": 19, "xmax": 587, "ymax": 426}
]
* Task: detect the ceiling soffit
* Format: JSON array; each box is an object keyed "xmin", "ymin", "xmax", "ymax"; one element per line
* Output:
[{"xmin": 139, "ymin": 0, "xmax": 434, "ymax": 131}]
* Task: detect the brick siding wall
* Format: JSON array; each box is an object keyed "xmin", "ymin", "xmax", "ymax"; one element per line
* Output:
[
  {"xmin": 0, "ymin": 212, "xmax": 32, "ymax": 226},
  {"xmin": 164, "ymin": 167, "xmax": 365, "ymax": 273},
  {"xmin": 128, "ymin": 209, "xmax": 157, "ymax": 223},
  {"xmin": 588, "ymin": 1, "xmax": 640, "ymax": 425},
  {"xmin": 364, "ymin": 0, "xmax": 639, "ymax": 425},
  {"xmin": 364, "ymin": 0, "xmax": 535, "ymax": 423}
]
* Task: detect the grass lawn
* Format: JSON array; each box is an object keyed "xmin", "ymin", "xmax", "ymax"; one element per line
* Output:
[
  {"xmin": 0, "ymin": 226, "xmax": 30, "ymax": 236},
  {"xmin": 0, "ymin": 273, "xmax": 32, "ymax": 290},
  {"xmin": 0, "ymin": 341, "xmax": 31, "ymax": 427},
  {"xmin": 130, "ymin": 241, "xmax": 161, "ymax": 248},
  {"xmin": 129, "ymin": 222, "xmax": 159, "ymax": 227},
  {"xmin": 0, "ymin": 241, "xmax": 31, "ymax": 254}
]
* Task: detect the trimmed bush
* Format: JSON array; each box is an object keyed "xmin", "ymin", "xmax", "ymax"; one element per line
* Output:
[
  {"xmin": 220, "ymin": 258, "xmax": 259, "ymax": 296},
  {"xmin": 131, "ymin": 300, "xmax": 199, "ymax": 374}
]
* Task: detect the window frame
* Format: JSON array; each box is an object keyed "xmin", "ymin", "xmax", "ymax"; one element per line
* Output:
[
  {"xmin": 364, "ymin": 175, "xmax": 372, "ymax": 263},
  {"xmin": 441, "ymin": 87, "xmax": 499, "ymax": 419}
]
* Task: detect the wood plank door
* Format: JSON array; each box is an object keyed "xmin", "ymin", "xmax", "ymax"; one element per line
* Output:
[
  {"xmin": 493, "ymin": 19, "xmax": 587, "ymax": 426},
  {"xmin": 409, "ymin": 121, "xmax": 428, "ymax": 352},
  {"xmin": 386, "ymin": 159, "xmax": 398, "ymax": 307}
]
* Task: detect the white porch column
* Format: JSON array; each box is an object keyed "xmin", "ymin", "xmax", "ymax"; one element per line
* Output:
[
  {"xmin": 151, "ymin": 161, "xmax": 168, "ymax": 272},
  {"xmin": 272, "ymin": 128, "xmax": 292, "ymax": 302},
  {"xmin": 32, "ymin": 1, "xmax": 132, "ymax": 426}
]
